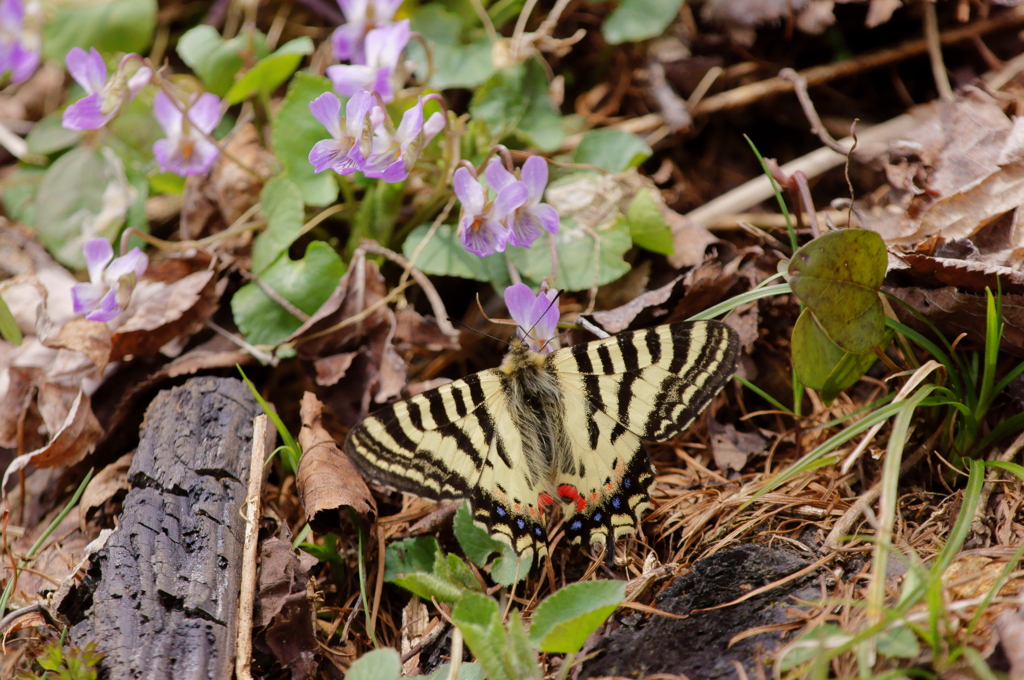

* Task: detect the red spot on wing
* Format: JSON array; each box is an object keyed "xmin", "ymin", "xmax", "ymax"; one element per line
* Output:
[
  {"xmin": 558, "ymin": 484, "xmax": 587, "ymax": 511},
  {"xmin": 538, "ymin": 493, "xmax": 554, "ymax": 509}
]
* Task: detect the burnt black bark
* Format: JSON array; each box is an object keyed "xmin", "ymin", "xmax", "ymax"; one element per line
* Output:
[
  {"xmin": 59, "ymin": 377, "xmax": 261, "ymax": 680},
  {"xmin": 580, "ymin": 544, "xmax": 821, "ymax": 680}
]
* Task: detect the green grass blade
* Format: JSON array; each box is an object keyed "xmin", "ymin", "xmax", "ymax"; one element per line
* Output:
[
  {"xmin": 687, "ymin": 283, "xmax": 792, "ymax": 322},
  {"xmin": 734, "ymin": 375, "xmax": 794, "ymax": 415},
  {"xmin": 237, "ymin": 365, "xmax": 300, "ymax": 475}
]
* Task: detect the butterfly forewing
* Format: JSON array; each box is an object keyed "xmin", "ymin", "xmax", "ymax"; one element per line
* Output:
[{"xmin": 343, "ymin": 319, "xmax": 739, "ymax": 561}]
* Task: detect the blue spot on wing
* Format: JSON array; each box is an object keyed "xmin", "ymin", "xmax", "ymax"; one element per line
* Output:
[
  {"xmin": 517, "ymin": 518, "xmax": 525, "ymax": 529},
  {"xmin": 611, "ymin": 497, "xmax": 621, "ymax": 509},
  {"xmin": 624, "ymin": 478, "xmax": 632, "ymax": 489},
  {"xmin": 535, "ymin": 527, "xmax": 543, "ymax": 536},
  {"xmin": 594, "ymin": 512, "xmax": 603, "ymax": 522},
  {"xmin": 496, "ymin": 506, "xmax": 506, "ymax": 517},
  {"xmin": 570, "ymin": 520, "xmax": 583, "ymax": 531}
]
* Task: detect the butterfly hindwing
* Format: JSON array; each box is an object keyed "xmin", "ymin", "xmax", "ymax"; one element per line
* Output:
[{"xmin": 548, "ymin": 321, "xmax": 739, "ymax": 549}]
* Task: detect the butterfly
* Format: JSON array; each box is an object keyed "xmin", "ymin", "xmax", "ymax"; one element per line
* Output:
[{"xmin": 344, "ymin": 320, "xmax": 739, "ymax": 560}]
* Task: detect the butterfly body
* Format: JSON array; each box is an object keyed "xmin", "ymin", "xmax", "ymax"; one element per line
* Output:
[{"xmin": 344, "ymin": 321, "xmax": 739, "ymax": 561}]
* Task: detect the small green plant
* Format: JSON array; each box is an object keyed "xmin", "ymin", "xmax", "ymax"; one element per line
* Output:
[{"xmin": 14, "ymin": 641, "xmax": 104, "ymax": 680}]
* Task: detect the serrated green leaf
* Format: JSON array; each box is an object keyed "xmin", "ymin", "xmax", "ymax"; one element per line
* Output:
[
  {"xmin": 453, "ymin": 594, "xmax": 513, "ymax": 680},
  {"xmin": 528, "ymin": 580, "xmax": 624, "ymax": 653},
  {"xmin": 346, "ymin": 648, "xmax": 402, "ymax": 680},
  {"xmin": 226, "ymin": 37, "xmax": 314, "ymax": 104},
  {"xmin": 177, "ymin": 26, "xmax": 268, "ymax": 96},
  {"xmin": 384, "ymin": 536, "xmax": 441, "ymax": 582},
  {"xmin": 626, "ymin": 188, "xmax": 674, "ymax": 255},
  {"xmin": 253, "ymin": 176, "xmax": 304, "ymax": 274},
  {"xmin": 230, "ymin": 240, "xmax": 345, "ymax": 346},
  {"xmin": 272, "ymin": 74, "xmax": 339, "ymax": 206},
  {"xmin": 788, "ymin": 229, "xmax": 886, "ymax": 355},
  {"xmin": 489, "ymin": 546, "xmax": 531, "ymax": 586},
  {"xmin": 43, "ymin": 0, "xmax": 156, "ymax": 59},
  {"xmin": 573, "ymin": 129, "xmax": 652, "ymax": 172},
  {"xmin": 602, "ymin": 0, "xmax": 683, "ymax": 45}
]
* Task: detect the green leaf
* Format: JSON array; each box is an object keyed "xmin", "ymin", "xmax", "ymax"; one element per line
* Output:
[
  {"xmin": 573, "ymin": 129, "xmax": 652, "ymax": 172},
  {"xmin": 778, "ymin": 624, "xmax": 849, "ymax": 671},
  {"xmin": 470, "ymin": 61, "xmax": 563, "ymax": 151},
  {"xmin": 345, "ymin": 648, "xmax": 402, "ymax": 680},
  {"xmin": 506, "ymin": 611, "xmax": 542, "ymax": 680},
  {"xmin": 226, "ymin": 37, "xmax": 314, "ymax": 104},
  {"xmin": 793, "ymin": 309, "xmax": 858, "ymax": 392},
  {"xmin": 876, "ymin": 625, "xmax": 921, "ymax": 659},
  {"xmin": 350, "ymin": 180, "xmax": 405, "ymax": 250},
  {"xmin": 452, "ymin": 594, "xmax": 513, "ymax": 680},
  {"xmin": 392, "ymin": 572, "xmax": 468, "ymax": 603},
  {"xmin": 43, "ymin": 0, "xmax": 157, "ymax": 59},
  {"xmin": 272, "ymin": 74, "xmax": 339, "ymax": 206},
  {"xmin": 787, "ymin": 229, "xmax": 886, "ymax": 355},
  {"xmin": 0, "ymin": 295, "xmax": 22, "ymax": 346},
  {"xmin": 401, "ymin": 223, "xmax": 508, "ymax": 283},
  {"xmin": 252, "ymin": 176, "xmax": 305, "ymax": 274},
  {"xmin": 453, "ymin": 501, "xmax": 504, "ymax": 566},
  {"xmin": 177, "ymin": 26, "xmax": 268, "ymax": 97},
  {"xmin": 625, "ymin": 188, "xmax": 674, "ymax": 255},
  {"xmin": 603, "ymin": 0, "xmax": 684, "ymax": 45},
  {"xmin": 230, "ymin": 240, "xmax": 345, "ymax": 346},
  {"xmin": 34, "ymin": 147, "xmax": 136, "ymax": 268},
  {"xmin": 416, "ymin": 662, "xmax": 486, "ymax": 680},
  {"xmin": 506, "ymin": 219, "xmax": 633, "ymax": 292},
  {"xmin": 0, "ymin": 166, "xmax": 43, "ymax": 226},
  {"xmin": 489, "ymin": 547, "xmax": 531, "ymax": 587},
  {"xmin": 384, "ymin": 536, "xmax": 441, "ymax": 582},
  {"xmin": 409, "ymin": 5, "xmax": 495, "ymax": 90},
  {"xmin": 26, "ymin": 113, "xmax": 80, "ymax": 156},
  {"xmin": 528, "ymin": 580, "xmax": 624, "ymax": 653}
]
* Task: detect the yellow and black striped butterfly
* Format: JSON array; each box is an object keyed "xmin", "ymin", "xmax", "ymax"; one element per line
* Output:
[{"xmin": 345, "ymin": 321, "xmax": 739, "ymax": 560}]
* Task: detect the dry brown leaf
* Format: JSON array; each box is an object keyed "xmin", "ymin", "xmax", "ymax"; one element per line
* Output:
[
  {"xmin": 393, "ymin": 307, "xmax": 460, "ymax": 352},
  {"xmin": 79, "ymin": 452, "xmax": 132, "ymax": 528},
  {"xmin": 2, "ymin": 389, "xmax": 102, "ymax": 489},
  {"xmin": 43, "ymin": 318, "xmax": 112, "ymax": 373},
  {"xmin": 110, "ymin": 269, "xmax": 218, "ymax": 361},
  {"xmin": 887, "ymin": 286, "xmax": 1024, "ymax": 356},
  {"xmin": 296, "ymin": 392, "xmax": 376, "ymax": 527},
  {"xmin": 313, "ymin": 351, "xmax": 359, "ymax": 387},
  {"xmin": 253, "ymin": 536, "xmax": 320, "ymax": 680},
  {"xmin": 586, "ymin": 276, "xmax": 684, "ymax": 334},
  {"xmin": 710, "ymin": 422, "xmax": 767, "ymax": 472},
  {"xmin": 900, "ymin": 253, "xmax": 1024, "ymax": 296}
]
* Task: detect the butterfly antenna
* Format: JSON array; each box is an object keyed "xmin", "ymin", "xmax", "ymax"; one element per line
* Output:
[{"xmin": 446, "ymin": 317, "xmax": 512, "ymax": 347}]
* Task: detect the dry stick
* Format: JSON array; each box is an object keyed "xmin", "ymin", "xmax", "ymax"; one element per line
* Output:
[
  {"xmin": 236, "ymin": 414, "xmax": 269, "ymax": 680},
  {"xmin": 970, "ymin": 429, "xmax": 1024, "ymax": 538},
  {"xmin": 779, "ymin": 68, "xmax": 847, "ymax": 155},
  {"xmin": 559, "ymin": 5, "xmax": 1024, "ymax": 153},
  {"xmin": 824, "ymin": 427, "xmax": 943, "ymax": 552},
  {"xmin": 358, "ymin": 240, "xmax": 460, "ymax": 339},
  {"xmin": 924, "ymin": 1, "xmax": 955, "ymax": 102}
]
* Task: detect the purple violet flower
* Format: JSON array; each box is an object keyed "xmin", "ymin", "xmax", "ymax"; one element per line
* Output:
[
  {"xmin": 484, "ymin": 157, "xmax": 560, "ymax": 248},
  {"xmin": 71, "ymin": 238, "xmax": 148, "ymax": 323},
  {"xmin": 332, "ymin": 0, "xmax": 402, "ymax": 63},
  {"xmin": 327, "ymin": 19, "xmax": 410, "ymax": 103},
  {"xmin": 308, "ymin": 90, "xmax": 375, "ymax": 175},
  {"xmin": 454, "ymin": 167, "xmax": 528, "ymax": 258},
  {"xmin": 504, "ymin": 283, "xmax": 560, "ymax": 353},
  {"xmin": 152, "ymin": 91, "xmax": 223, "ymax": 176},
  {"xmin": 362, "ymin": 97, "xmax": 444, "ymax": 183},
  {"xmin": 0, "ymin": 0, "xmax": 40, "ymax": 85},
  {"xmin": 62, "ymin": 48, "xmax": 152, "ymax": 131}
]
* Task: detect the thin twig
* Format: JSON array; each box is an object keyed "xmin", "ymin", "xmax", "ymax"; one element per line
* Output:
[
  {"xmin": 235, "ymin": 414, "xmax": 270, "ymax": 680},
  {"xmin": 924, "ymin": 0, "xmax": 954, "ymax": 101},
  {"xmin": 779, "ymin": 68, "xmax": 847, "ymax": 156},
  {"xmin": 358, "ymin": 239, "xmax": 460, "ymax": 339}
]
